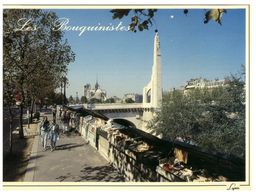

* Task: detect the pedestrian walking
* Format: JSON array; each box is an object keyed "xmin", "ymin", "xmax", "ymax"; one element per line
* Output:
[
  {"xmin": 61, "ymin": 110, "xmax": 69, "ymax": 133},
  {"xmin": 49, "ymin": 121, "xmax": 60, "ymax": 152},
  {"xmin": 52, "ymin": 105, "xmax": 57, "ymax": 123},
  {"xmin": 58, "ymin": 107, "xmax": 63, "ymax": 122},
  {"xmin": 40, "ymin": 116, "xmax": 50, "ymax": 151}
]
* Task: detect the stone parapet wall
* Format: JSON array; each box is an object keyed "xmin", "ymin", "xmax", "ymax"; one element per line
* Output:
[
  {"xmin": 98, "ymin": 135, "xmax": 109, "ymax": 160},
  {"xmin": 78, "ymin": 116, "xmax": 166, "ymax": 181},
  {"xmin": 108, "ymin": 134, "xmax": 158, "ymax": 182},
  {"xmin": 78, "ymin": 115, "xmax": 245, "ymax": 182}
]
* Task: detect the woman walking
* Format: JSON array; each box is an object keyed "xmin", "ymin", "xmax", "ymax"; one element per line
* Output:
[
  {"xmin": 40, "ymin": 116, "xmax": 50, "ymax": 151},
  {"xmin": 49, "ymin": 121, "xmax": 59, "ymax": 152}
]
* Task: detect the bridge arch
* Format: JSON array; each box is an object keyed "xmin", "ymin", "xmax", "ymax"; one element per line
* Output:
[{"xmin": 112, "ymin": 118, "xmax": 136, "ymax": 128}]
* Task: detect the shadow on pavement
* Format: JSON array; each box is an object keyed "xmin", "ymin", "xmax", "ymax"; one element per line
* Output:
[
  {"xmin": 55, "ymin": 165, "xmax": 125, "ymax": 182},
  {"xmin": 55, "ymin": 143, "xmax": 85, "ymax": 151},
  {"xmin": 77, "ymin": 165, "xmax": 125, "ymax": 182},
  {"xmin": 17, "ymin": 154, "xmax": 45, "ymax": 168},
  {"xmin": 17, "ymin": 166, "xmax": 38, "ymax": 179},
  {"xmin": 63, "ymin": 131, "xmax": 81, "ymax": 137},
  {"xmin": 56, "ymin": 173, "xmax": 72, "ymax": 182},
  {"xmin": 3, "ymin": 153, "xmax": 43, "ymax": 181}
]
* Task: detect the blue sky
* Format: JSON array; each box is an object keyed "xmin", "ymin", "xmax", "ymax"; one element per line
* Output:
[{"xmin": 50, "ymin": 9, "xmax": 245, "ymax": 98}]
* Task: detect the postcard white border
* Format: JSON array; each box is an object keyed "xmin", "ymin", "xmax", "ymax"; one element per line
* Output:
[{"xmin": 1, "ymin": 0, "xmax": 255, "ymax": 192}]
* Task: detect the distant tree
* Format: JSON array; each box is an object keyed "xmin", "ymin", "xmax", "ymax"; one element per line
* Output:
[
  {"xmin": 90, "ymin": 98, "xmax": 102, "ymax": 104},
  {"xmin": 111, "ymin": 9, "xmax": 227, "ymax": 32},
  {"xmin": 80, "ymin": 96, "xmax": 88, "ymax": 104},
  {"xmin": 125, "ymin": 98, "xmax": 135, "ymax": 103},
  {"xmin": 75, "ymin": 96, "xmax": 80, "ymax": 104},
  {"xmin": 68, "ymin": 95, "xmax": 75, "ymax": 104},
  {"xmin": 148, "ymin": 74, "xmax": 245, "ymax": 158},
  {"xmin": 105, "ymin": 98, "xmax": 115, "ymax": 103},
  {"xmin": 46, "ymin": 91, "xmax": 63, "ymax": 105}
]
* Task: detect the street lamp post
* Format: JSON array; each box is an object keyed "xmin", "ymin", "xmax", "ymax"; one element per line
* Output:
[
  {"xmin": 63, "ymin": 77, "xmax": 67, "ymax": 105},
  {"xmin": 60, "ymin": 81, "xmax": 63, "ymax": 105},
  {"xmin": 61, "ymin": 76, "xmax": 68, "ymax": 105}
]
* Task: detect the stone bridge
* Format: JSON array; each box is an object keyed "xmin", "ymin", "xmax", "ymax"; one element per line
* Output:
[
  {"xmin": 83, "ymin": 103, "xmax": 155, "ymax": 131},
  {"xmin": 80, "ymin": 32, "xmax": 163, "ymax": 132}
]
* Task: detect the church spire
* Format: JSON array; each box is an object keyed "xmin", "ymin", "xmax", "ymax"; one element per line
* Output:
[{"xmin": 95, "ymin": 75, "xmax": 99, "ymax": 90}]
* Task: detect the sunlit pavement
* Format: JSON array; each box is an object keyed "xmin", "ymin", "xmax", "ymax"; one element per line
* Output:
[{"xmin": 26, "ymin": 113, "xmax": 125, "ymax": 182}]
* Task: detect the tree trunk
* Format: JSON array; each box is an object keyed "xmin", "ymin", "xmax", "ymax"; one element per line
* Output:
[
  {"xmin": 27, "ymin": 107, "xmax": 30, "ymax": 129},
  {"xmin": 8, "ymin": 106, "xmax": 14, "ymax": 154},
  {"xmin": 19, "ymin": 104, "xmax": 24, "ymax": 139},
  {"xmin": 64, "ymin": 82, "xmax": 67, "ymax": 105},
  {"xmin": 39, "ymin": 100, "xmax": 42, "ymax": 112},
  {"xmin": 18, "ymin": 80, "xmax": 25, "ymax": 138},
  {"xmin": 30, "ymin": 98, "xmax": 35, "ymax": 123},
  {"xmin": 61, "ymin": 82, "xmax": 63, "ymax": 105}
]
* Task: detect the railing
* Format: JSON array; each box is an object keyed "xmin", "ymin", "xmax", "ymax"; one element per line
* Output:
[{"xmin": 83, "ymin": 103, "xmax": 153, "ymax": 110}]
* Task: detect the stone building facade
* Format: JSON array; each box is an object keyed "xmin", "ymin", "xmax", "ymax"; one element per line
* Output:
[{"xmin": 84, "ymin": 81, "xmax": 107, "ymax": 102}]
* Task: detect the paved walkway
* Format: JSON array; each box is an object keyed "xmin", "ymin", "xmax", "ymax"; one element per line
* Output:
[{"xmin": 25, "ymin": 112, "xmax": 125, "ymax": 182}]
